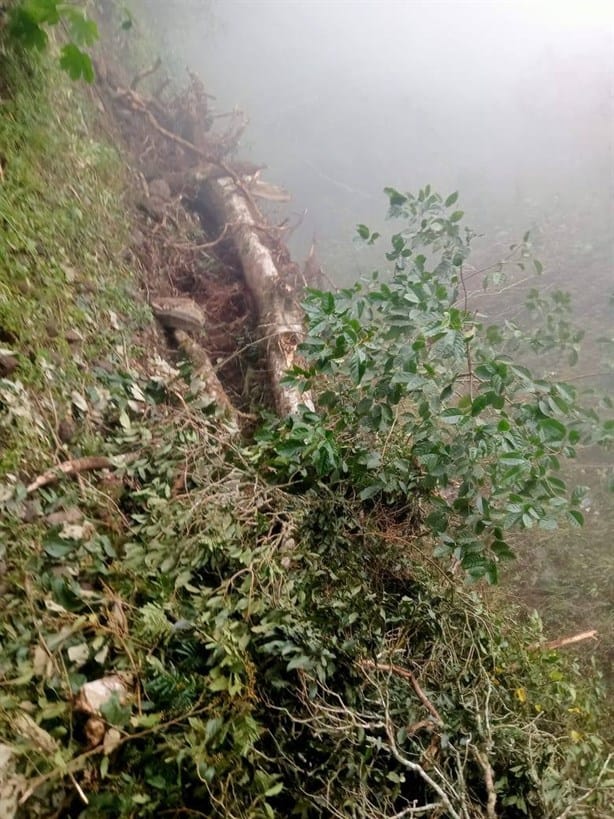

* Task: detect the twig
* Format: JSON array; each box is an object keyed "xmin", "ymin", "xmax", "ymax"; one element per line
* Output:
[
  {"xmin": 130, "ymin": 57, "xmax": 162, "ymax": 91},
  {"xmin": 458, "ymin": 264, "xmax": 474, "ymax": 400},
  {"xmin": 406, "ymin": 719, "xmax": 437, "ymax": 736},
  {"xmin": 26, "ymin": 453, "xmax": 138, "ymax": 494},
  {"xmin": 358, "ymin": 660, "xmax": 443, "ymax": 725},
  {"xmin": 390, "ymin": 802, "xmax": 445, "ymax": 817},
  {"xmin": 153, "ymin": 77, "xmax": 170, "ymax": 98},
  {"xmin": 383, "ymin": 721, "xmax": 461, "ymax": 819},
  {"xmin": 210, "ymin": 110, "xmax": 240, "ymax": 120},
  {"xmin": 212, "ymin": 329, "xmax": 290, "ymax": 373},
  {"xmin": 168, "ymin": 222, "xmax": 229, "ymax": 250},
  {"xmin": 561, "ymin": 371, "xmax": 611, "ymax": 382}
]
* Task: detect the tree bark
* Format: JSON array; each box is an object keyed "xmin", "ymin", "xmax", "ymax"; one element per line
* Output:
[{"xmin": 199, "ymin": 177, "xmax": 313, "ymax": 416}]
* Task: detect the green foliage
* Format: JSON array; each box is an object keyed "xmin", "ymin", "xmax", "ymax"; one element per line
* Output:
[
  {"xmin": 0, "ymin": 43, "xmax": 144, "ymax": 475},
  {"xmin": 258, "ymin": 187, "xmax": 609, "ymax": 582},
  {"xmin": 0, "ymin": 33, "xmax": 611, "ymax": 819},
  {"xmin": 3, "ymin": 437, "xmax": 611, "ymax": 816},
  {"xmin": 7, "ymin": 0, "xmax": 98, "ymax": 82}
]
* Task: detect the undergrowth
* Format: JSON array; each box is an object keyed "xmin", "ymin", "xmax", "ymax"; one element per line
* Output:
[
  {"xmin": 0, "ymin": 25, "xmax": 612, "ymax": 819},
  {"xmin": 0, "ymin": 41, "xmax": 149, "ymax": 474}
]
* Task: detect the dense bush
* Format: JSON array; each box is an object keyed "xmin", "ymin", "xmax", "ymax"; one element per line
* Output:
[
  {"xmin": 260, "ymin": 187, "xmax": 611, "ymax": 582},
  {"xmin": 2, "ymin": 192, "xmax": 610, "ymax": 815}
]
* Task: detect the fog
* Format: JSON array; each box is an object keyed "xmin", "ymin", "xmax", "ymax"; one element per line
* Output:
[
  {"xmin": 151, "ymin": 0, "xmax": 613, "ymax": 304},
  {"xmin": 139, "ymin": 0, "xmax": 613, "ymax": 667}
]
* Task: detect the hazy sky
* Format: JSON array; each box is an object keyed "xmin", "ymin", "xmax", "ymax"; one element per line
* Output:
[{"xmin": 155, "ymin": 0, "xmax": 613, "ymax": 292}]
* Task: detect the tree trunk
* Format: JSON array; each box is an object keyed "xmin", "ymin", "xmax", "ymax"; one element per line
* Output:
[{"xmin": 199, "ymin": 177, "xmax": 313, "ymax": 416}]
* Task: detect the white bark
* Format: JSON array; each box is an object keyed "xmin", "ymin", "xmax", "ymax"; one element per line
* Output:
[{"xmin": 201, "ymin": 177, "xmax": 314, "ymax": 416}]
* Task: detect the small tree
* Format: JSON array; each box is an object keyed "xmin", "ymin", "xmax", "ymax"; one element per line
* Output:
[{"xmin": 260, "ymin": 187, "xmax": 610, "ymax": 581}]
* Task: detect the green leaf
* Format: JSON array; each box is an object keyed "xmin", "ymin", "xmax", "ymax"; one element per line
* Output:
[
  {"xmin": 449, "ymin": 210, "xmax": 464, "ymax": 223},
  {"xmin": 567, "ymin": 510, "xmax": 584, "ymax": 527},
  {"xmin": 499, "ymin": 453, "xmax": 527, "ymax": 466},
  {"xmin": 25, "ymin": 0, "xmax": 60, "ymax": 25},
  {"xmin": 43, "ymin": 532, "xmax": 77, "ymax": 558},
  {"xmin": 99, "ymin": 693, "xmax": 131, "ymax": 728},
  {"xmin": 533, "ymin": 259, "xmax": 543, "ymax": 274},
  {"xmin": 287, "ymin": 655, "xmax": 312, "ymax": 671},
  {"xmin": 359, "ymin": 483, "xmax": 383, "ymax": 501},
  {"xmin": 538, "ymin": 418, "xmax": 566, "ymax": 442},
  {"xmin": 484, "ymin": 562, "xmax": 499, "ymax": 584},
  {"xmin": 8, "ymin": 9, "xmax": 48, "ymax": 50},
  {"xmin": 445, "ymin": 191, "xmax": 459, "ymax": 207},
  {"xmin": 204, "ymin": 717, "xmax": 224, "ymax": 744},
  {"xmin": 59, "ymin": 44, "xmax": 95, "ymax": 83},
  {"xmin": 356, "ymin": 224, "xmax": 370, "ymax": 240},
  {"xmin": 64, "ymin": 9, "xmax": 99, "ymax": 46},
  {"xmin": 491, "ymin": 540, "xmax": 516, "ymax": 560},
  {"xmin": 384, "ymin": 187, "xmax": 408, "ymax": 207},
  {"xmin": 440, "ymin": 408, "xmax": 463, "ymax": 424},
  {"xmin": 265, "ymin": 782, "xmax": 284, "ymax": 797}
]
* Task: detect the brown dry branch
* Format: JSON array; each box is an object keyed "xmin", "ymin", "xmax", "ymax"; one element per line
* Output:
[
  {"xmin": 201, "ymin": 176, "xmax": 313, "ymax": 415},
  {"xmin": 358, "ymin": 659, "xmax": 444, "ymax": 726},
  {"xmin": 168, "ymin": 222, "xmax": 229, "ymax": 250},
  {"xmin": 406, "ymin": 719, "xmax": 438, "ymax": 737},
  {"xmin": 173, "ymin": 330, "xmax": 237, "ymax": 419},
  {"xmin": 26, "ymin": 454, "xmax": 139, "ymax": 494},
  {"xmin": 530, "ymin": 629, "xmax": 598, "ymax": 651},
  {"xmin": 110, "ymin": 84, "xmax": 262, "ymax": 217},
  {"xmin": 130, "ymin": 57, "xmax": 162, "ymax": 91}
]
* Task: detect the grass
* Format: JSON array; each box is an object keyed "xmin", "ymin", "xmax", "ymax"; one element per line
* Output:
[{"xmin": 0, "ymin": 45, "xmax": 151, "ymax": 474}]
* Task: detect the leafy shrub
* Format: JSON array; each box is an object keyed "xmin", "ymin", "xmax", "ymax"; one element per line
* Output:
[
  {"xmin": 6, "ymin": 0, "xmax": 98, "ymax": 82},
  {"xmin": 259, "ymin": 187, "xmax": 609, "ymax": 582}
]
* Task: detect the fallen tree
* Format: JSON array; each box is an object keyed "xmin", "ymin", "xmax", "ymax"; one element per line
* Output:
[
  {"xmin": 198, "ymin": 176, "xmax": 313, "ymax": 415},
  {"xmin": 95, "ymin": 49, "xmax": 313, "ymax": 418}
]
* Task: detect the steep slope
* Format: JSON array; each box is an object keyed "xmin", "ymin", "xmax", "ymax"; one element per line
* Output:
[{"xmin": 0, "ymin": 20, "xmax": 611, "ymax": 819}]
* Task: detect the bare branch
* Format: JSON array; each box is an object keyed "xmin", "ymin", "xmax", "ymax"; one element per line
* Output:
[
  {"xmin": 26, "ymin": 454, "xmax": 138, "ymax": 494},
  {"xmin": 358, "ymin": 660, "xmax": 444, "ymax": 725},
  {"xmin": 130, "ymin": 57, "xmax": 162, "ymax": 91}
]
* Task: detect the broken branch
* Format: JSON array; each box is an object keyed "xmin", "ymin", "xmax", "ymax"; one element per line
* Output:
[
  {"xmin": 130, "ymin": 57, "xmax": 162, "ymax": 91},
  {"xmin": 26, "ymin": 454, "xmax": 138, "ymax": 494},
  {"xmin": 531, "ymin": 630, "xmax": 598, "ymax": 651}
]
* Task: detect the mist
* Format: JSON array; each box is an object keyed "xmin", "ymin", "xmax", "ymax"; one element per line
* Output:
[{"xmin": 150, "ymin": 0, "xmax": 613, "ymax": 308}]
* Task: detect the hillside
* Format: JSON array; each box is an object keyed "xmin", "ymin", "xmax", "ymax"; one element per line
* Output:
[{"xmin": 0, "ymin": 8, "xmax": 612, "ymax": 818}]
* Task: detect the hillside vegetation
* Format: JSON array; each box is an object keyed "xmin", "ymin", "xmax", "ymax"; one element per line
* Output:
[{"xmin": 0, "ymin": 13, "xmax": 612, "ymax": 819}]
